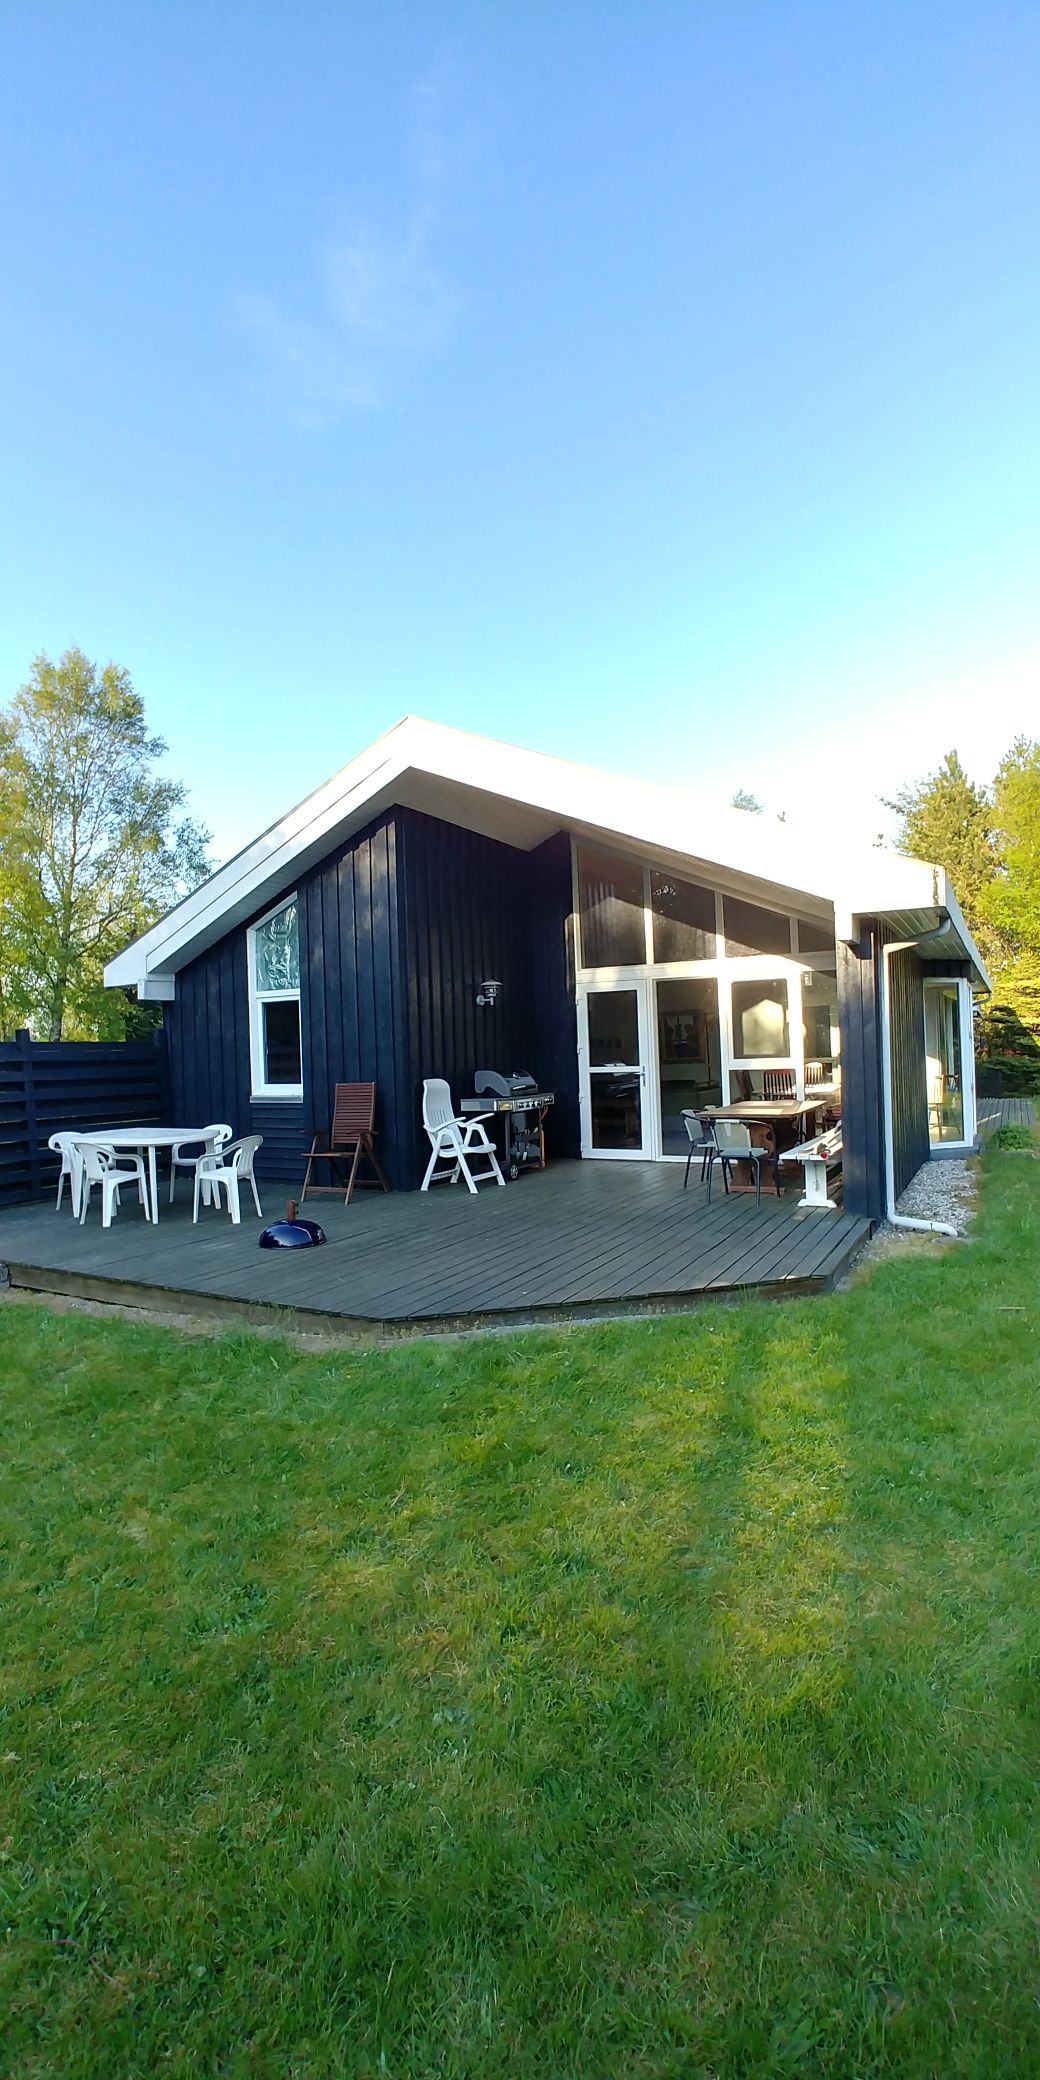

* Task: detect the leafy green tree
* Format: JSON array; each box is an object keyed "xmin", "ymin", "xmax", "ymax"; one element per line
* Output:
[
  {"xmin": 0, "ymin": 647, "xmax": 210, "ymax": 1039},
  {"xmin": 981, "ymin": 738, "xmax": 1040, "ymax": 1063},
  {"xmin": 984, "ymin": 738, "xmax": 1040, "ymax": 954},
  {"xmin": 730, "ymin": 788, "xmax": 764, "ymax": 814},
  {"xmin": 886, "ymin": 750, "xmax": 1000, "ymax": 960}
]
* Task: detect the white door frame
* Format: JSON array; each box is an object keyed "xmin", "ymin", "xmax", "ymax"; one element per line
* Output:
[
  {"xmin": 923, "ymin": 975, "xmax": 977, "ymax": 1151},
  {"xmin": 577, "ymin": 979, "xmax": 655, "ymax": 1159}
]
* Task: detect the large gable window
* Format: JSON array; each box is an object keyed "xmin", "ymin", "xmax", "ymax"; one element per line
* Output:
[
  {"xmin": 577, "ymin": 847, "xmax": 647, "ymax": 968},
  {"xmin": 248, "ymin": 896, "xmax": 302, "ymax": 1098}
]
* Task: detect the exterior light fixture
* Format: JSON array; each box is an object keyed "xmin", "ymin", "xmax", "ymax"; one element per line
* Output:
[{"xmin": 476, "ymin": 979, "xmax": 501, "ymax": 1008}]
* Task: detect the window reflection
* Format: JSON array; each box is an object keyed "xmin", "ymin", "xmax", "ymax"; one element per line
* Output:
[
  {"xmin": 577, "ymin": 848, "xmax": 645, "ymax": 967},
  {"xmin": 724, "ymin": 896, "xmax": 792, "ymax": 958},
  {"xmin": 731, "ymin": 978, "xmax": 790, "ymax": 1058},
  {"xmin": 651, "ymin": 872, "xmax": 716, "ymax": 963}
]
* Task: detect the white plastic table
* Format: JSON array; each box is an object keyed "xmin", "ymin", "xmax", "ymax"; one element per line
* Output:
[{"xmin": 72, "ymin": 1127, "xmax": 212, "ymax": 1224}]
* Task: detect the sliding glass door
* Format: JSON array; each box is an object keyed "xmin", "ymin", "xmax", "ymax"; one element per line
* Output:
[{"xmin": 654, "ymin": 978, "xmax": 722, "ymax": 1155}]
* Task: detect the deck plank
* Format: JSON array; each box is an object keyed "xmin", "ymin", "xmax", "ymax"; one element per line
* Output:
[{"xmin": 0, "ymin": 1160, "xmax": 872, "ymax": 1328}]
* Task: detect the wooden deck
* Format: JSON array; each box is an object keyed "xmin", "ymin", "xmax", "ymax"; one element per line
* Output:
[
  {"xmin": 0, "ymin": 1162, "xmax": 871, "ymax": 1335},
  {"xmin": 977, "ymin": 1096, "xmax": 1035, "ymax": 1137}
]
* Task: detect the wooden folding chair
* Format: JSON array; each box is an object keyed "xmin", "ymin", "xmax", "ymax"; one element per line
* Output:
[{"xmin": 301, "ymin": 1083, "xmax": 390, "ymax": 1204}]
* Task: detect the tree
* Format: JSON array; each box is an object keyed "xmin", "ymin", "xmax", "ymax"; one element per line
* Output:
[
  {"xmin": 980, "ymin": 738, "xmax": 1040, "ymax": 1054},
  {"xmin": 886, "ymin": 750, "xmax": 1000, "ymax": 959},
  {"xmin": 0, "ymin": 648, "xmax": 210, "ymax": 1039},
  {"xmin": 730, "ymin": 788, "xmax": 764, "ymax": 814},
  {"xmin": 984, "ymin": 738, "xmax": 1040, "ymax": 955}
]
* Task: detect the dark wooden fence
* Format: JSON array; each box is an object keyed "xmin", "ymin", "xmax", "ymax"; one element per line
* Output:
[{"xmin": 0, "ymin": 1031, "xmax": 169, "ymax": 1207}]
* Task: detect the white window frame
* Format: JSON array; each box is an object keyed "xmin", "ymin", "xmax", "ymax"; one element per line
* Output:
[
  {"xmin": 247, "ymin": 894, "xmax": 303, "ymax": 1100},
  {"xmin": 570, "ymin": 840, "xmax": 837, "ymax": 1154},
  {"xmin": 922, "ymin": 974, "xmax": 976, "ymax": 1152}
]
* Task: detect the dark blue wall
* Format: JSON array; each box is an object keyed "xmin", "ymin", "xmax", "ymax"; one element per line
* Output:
[
  {"xmin": 528, "ymin": 832, "xmax": 580, "ymax": 1162},
  {"xmin": 165, "ymin": 911, "xmax": 305, "ymax": 1183},
  {"xmin": 298, "ymin": 813, "xmax": 412, "ymax": 1185},
  {"xmin": 837, "ymin": 921, "xmax": 929, "ymax": 1219},
  {"xmin": 394, "ymin": 811, "xmax": 580, "ymax": 1183},
  {"xmin": 837, "ymin": 922, "xmax": 884, "ymax": 1219},
  {"xmin": 164, "ymin": 805, "xmax": 581, "ymax": 1191},
  {"xmin": 888, "ymin": 941, "xmax": 929, "ymax": 1197}
]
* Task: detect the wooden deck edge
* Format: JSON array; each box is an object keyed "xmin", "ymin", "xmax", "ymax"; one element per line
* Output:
[{"xmin": 0, "ymin": 1220, "xmax": 871, "ymax": 1342}]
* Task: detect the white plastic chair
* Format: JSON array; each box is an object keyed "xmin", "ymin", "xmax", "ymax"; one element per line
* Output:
[
  {"xmin": 420, "ymin": 1079, "xmax": 505, "ymax": 1194},
  {"xmin": 77, "ymin": 1141, "xmax": 151, "ymax": 1229},
  {"xmin": 193, "ymin": 1134, "xmax": 264, "ymax": 1224},
  {"xmin": 48, "ymin": 1131, "xmax": 84, "ymax": 1215},
  {"xmin": 169, "ymin": 1122, "xmax": 232, "ymax": 1202}
]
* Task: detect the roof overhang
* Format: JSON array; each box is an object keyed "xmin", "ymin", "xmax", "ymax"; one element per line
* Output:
[{"xmin": 104, "ymin": 715, "xmax": 992, "ymax": 997}]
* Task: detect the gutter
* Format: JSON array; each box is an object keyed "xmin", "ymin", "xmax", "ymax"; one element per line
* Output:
[{"xmin": 877, "ymin": 922, "xmax": 959, "ymax": 1239}]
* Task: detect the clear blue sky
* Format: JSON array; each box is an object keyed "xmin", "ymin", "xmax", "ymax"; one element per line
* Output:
[{"xmin": 2, "ymin": 3, "xmax": 1038, "ymax": 862}]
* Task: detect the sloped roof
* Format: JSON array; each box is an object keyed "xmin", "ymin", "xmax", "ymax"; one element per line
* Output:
[{"xmin": 104, "ymin": 715, "xmax": 990, "ymax": 993}]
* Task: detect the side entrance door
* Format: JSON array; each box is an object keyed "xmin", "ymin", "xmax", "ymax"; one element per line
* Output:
[{"xmin": 577, "ymin": 982, "xmax": 654, "ymax": 1158}]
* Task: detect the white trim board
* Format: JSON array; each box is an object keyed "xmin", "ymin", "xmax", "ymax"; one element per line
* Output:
[{"xmin": 104, "ymin": 715, "xmax": 991, "ymax": 997}]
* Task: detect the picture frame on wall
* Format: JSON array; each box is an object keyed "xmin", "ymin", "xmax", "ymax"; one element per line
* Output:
[{"xmin": 661, "ymin": 1009, "xmax": 707, "ymax": 1064}]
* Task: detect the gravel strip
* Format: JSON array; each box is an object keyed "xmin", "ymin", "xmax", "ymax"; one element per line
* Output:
[{"xmin": 891, "ymin": 1158, "xmax": 976, "ymax": 1235}]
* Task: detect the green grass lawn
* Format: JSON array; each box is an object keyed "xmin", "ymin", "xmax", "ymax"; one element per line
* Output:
[{"xmin": 1, "ymin": 1146, "xmax": 1039, "ymax": 2079}]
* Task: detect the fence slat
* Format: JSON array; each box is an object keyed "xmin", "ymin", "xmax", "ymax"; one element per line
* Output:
[{"xmin": 0, "ymin": 1033, "xmax": 169, "ymax": 1206}]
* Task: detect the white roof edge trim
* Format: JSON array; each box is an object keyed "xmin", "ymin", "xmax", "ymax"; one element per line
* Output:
[
  {"xmin": 937, "ymin": 877, "xmax": 992, "ymax": 992},
  {"xmin": 104, "ymin": 713, "xmax": 980, "ymax": 987}
]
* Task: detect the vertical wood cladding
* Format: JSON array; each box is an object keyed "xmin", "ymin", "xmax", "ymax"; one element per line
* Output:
[
  {"xmin": 396, "ymin": 808, "xmax": 539, "ymax": 1188},
  {"xmin": 528, "ymin": 832, "xmax": 580, "ymax": 1159},
  {"xmin": 163, "ymin": 806, "xmax": 577, "ymax": 1191},
  {"xmin": 163, "ymin": 798, "xmax": 586, "ymax": 1189},
  {"xmin": 837, "ymin": 923, "xmax": 929, "ymax": 1219},
  {"xmin": 298, "ymin": 813, "xmax": 412, "ymax": 1189},
  {"xmin": 166, "ymin": 811, "xmax": 410, "ymax": 1185},
  {"xmin": 836, "ymin": 921, "xmax": 884, "ymax": 1220},
  {"xmin": 888, "ymin": 941, "xmax": 929, "ymax": 1197}
]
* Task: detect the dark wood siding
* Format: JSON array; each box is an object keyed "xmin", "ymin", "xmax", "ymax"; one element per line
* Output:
[
  {"xmin": 165, "ymin": 807, "xmax": 583, "ymax": 1193},
  {"xmin": 396, "ymin": 809, "xmax": 539, "ymax": 1189},
  {"xmin": 837, "ymin": 923, "xmax": 930, "ymax": 1218},
  {"xmin": 165, "ymin": 811, "xmax": 412, "ymax": 1186},
  {"xmin": 888, "ymin": 940, "xmax": 929, "ymax": 1197},
  {"xmin": 165, "ymin": 919, "xmax": 304, "ymax": 1181},
  {"xmin": 836, "ymin": 921, "xmax": 884, "ymax": 1220},
  {"xmin": 528, "ymin": 832, "xmax": 580, "ymax": 1159},
  {"xmin": 298, "ymin": 814, "xmax": 412, "ymax": 1188}
]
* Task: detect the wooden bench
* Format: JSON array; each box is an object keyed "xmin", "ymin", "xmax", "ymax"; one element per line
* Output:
[{"xmin": 780, "ymin": 1125, "xmax": 843, "ymax": 1210}]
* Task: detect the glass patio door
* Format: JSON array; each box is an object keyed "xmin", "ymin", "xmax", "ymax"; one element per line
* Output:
[{"xmin": 578, "ymin": 982, "xmax": 653, "ymax": 1157}]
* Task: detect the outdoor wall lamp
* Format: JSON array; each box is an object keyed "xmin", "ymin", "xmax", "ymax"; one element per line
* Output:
[{"xmin": 476, "ymin": 979, "xmax": 501, "ymax": 1008}]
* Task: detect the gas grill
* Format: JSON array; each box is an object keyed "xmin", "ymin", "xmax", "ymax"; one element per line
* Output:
[{"xmin": 459, "ymin": 1071, "xmax": 555, "ymax": 1179}]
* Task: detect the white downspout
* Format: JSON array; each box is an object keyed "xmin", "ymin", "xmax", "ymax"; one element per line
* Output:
[{"xmin": 878, "ymin": 929, "xmax": 958, "ymax": 1238}]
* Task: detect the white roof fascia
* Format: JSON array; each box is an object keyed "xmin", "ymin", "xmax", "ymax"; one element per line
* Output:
[
  {"xmin": 104, "ymin": 714, "xmax": 972, "ymax": 989},
  {"xmin": 932, "ymin": 875, "xmax": 992, "ymax": 992}
]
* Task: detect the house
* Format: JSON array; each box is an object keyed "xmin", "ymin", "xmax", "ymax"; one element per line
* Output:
[{"xmin": 104, "ymin": 717, "xmax": 989, "ymax": 1217}]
